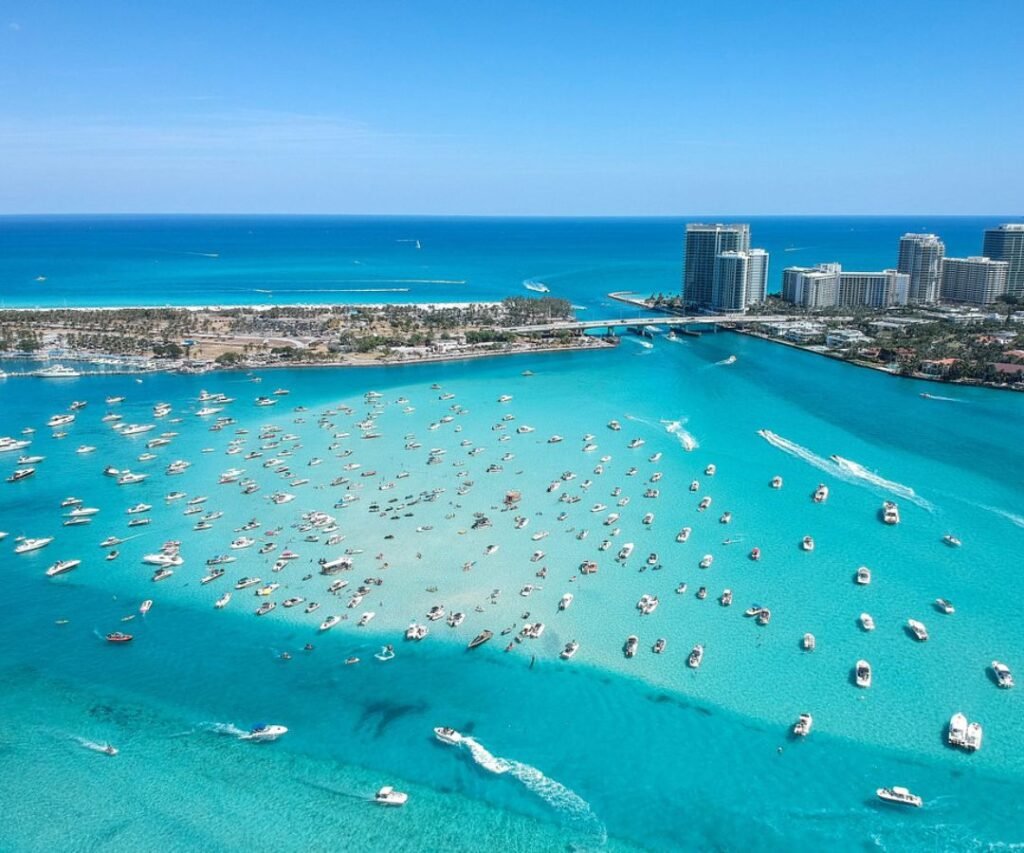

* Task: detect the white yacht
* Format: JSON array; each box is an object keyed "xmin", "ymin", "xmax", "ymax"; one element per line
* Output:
[
  {"xmin": 405, "ymin": 623, "xmax": 428, "ymax": 641},
  {"xmin": 558, "ymin": 593, "xmax": 573, "ymax": 611},
  {"xmin": 935, "ymin": 598, "xmax": 955, "ymax": 615},
  {"xmin": 45, "ymin": 558, "xmax": 81, "ymax": 577},
  {"xmin": 214, "ymin": 592, "xmax": 231, "ymax": 608},
  {"xmin": 617, "ymin": 542, "xmax": 634, "ymax": 561},
  {"xmin": 117, "ymin": 472, "xmax": 147, "ymax": 485},
  {"xmin": 793, "ymin": 713, "xmax": 813, "ymax": 737},
  {"xmin": 855, "ymin": 660, "xmax": 872, "ymax": 688},
  {"xmin": 36, "ymin": 364, "xmax": 80, "ymax": 378},
  {"xmin": 992, "ymin": 660, "xmax": 1014, "ymax": 689},
  {"xmin": 239, "ymin": 724, "xmax": 288, "ymax": 742},
  {"xmin": 688, "ymin": 644, "xmax": 704, "ymax": 669},
  {"xmin": 357, "ymin": 611, "xmax": 376, "ymax": 627},
  {"xmin": 699, "ymin": 554, "xmax": 713, "ymax": 569},
  {"xmin": 433, "ymin": 726, "xmax": 463, "ymax": 746},
  {"xmin": 907, "ymin": 619, "xmax": 929, "ymax": 641},
  {"xmin": 47, "ymin": 413, "xmax": 76, "ymax": 428},
  {"xmin": 876, "ymin": 786, "xmax": 923, "ymax": 808},
  {"xmin": 0, "ymin": 437, "xmax": 32, "ymax": 453},
  {"xmin": 15, "ymin": 537, "xmax": 53, "ymax": 554},
  {"xmin": 675, "ymin": 527, "xmax": 692, "ymax": 543},
  {"xmin": 319, "ymin": 615, "xmax": 341, "ymax": 632},
  {"xmin": 560, "ymin": 640, "xmax": 580, "ymax": 660},
  {"xmin": 374, "ymin": 786, "xmax": 408, "ymax": 807}
]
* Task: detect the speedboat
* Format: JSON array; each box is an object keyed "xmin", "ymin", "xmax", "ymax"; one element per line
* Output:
[
  {"xmin": 653, "ymin": 637, "xmax": 666, "ymax": 654},
  {"xmin": 689, "ymin": 480, "xmax": 699, "ymax": 492},
  {"xmin": 405, "ymin": 623, "xmax": 428, "ymax": 641},
  {"xmin": 688, "ymin": 644, "xmax": 704, "ymax": 669},
  {"xmin": 239, "ymin": 724, "xmax": 287, "ymax": 742},
  {"xmin": 860, "ymin": 612, "xmax": 876, "ymax": 631},
  {"xmin": 676, "ymin": 527, "xmax": 692, "ymax": 543},
  {"xmin": 877, "ymin": 786, "xmax": 923, "ymax": 808},
  {"xmin": 813, "ymin": 484, "xmax": 829, "ymax": 503},
  {"xmin": 882, "ymin": 501, "xmax": 900, "ymax": 525},
  {"xmin": 699, "ymin": 554, "xmax": 713, "ymax": 569},
  {"xmin": 704, "ymin": 464, "xmax": 716, "ymax": 476},
  {"xmin": 943, "ymin": 534, "xmax": 962, "ymax": 547},
  {"xmin": 433, "ymin": 726, "xmax": 463, "ymax": 745},
  {"xmin": 15, "ymin": 537, "xmax": 53, "ymax": 554},
  {"xmin": 793, "ymin": 713, "xmax": 813, "ymax": 737},
  {"xmin": 801, "ymin": 536, "xmax": 814, "ymax": 552},
  {"xmin": 802, "ymin": 633, "xmax": 816, "ymax": 651},
  {"xmin": 214, "ymin": 592, "xmax": 231, "ymax": 609},
  {"xmin": 607, "ymin": 420, "xmax": 621, "ymax": 431},
  {"xmin": 770, "ymin": 475, "xmax": 783, "ymax": 489},
  {"xmin": 617, "ymin": 542, "xmax": 634, "ymax": 561},
  {"xmin": 255, "ymin": 601, "xmax": 276, "ymax": 616},
  {"xmin": 7, "ymin": 467, "xmax": 35, "ymax": 483},
  {"xmin": 45, "ymin": 559, "xmax": 81, "ymax": 577},
  {"xmin": 623, "ymin": 635, "xmax": 639, "ymax": 658},
  {"xmin": 750, "ymin": 547, "xmax": 761, "ymax": 561},
  {"xmin": 855, "ymin": 660, "xmax": 872, "ymax": 688},
  {"xmin": 106, "ymin": 632, "xmax": 133, "ymax": 643},
  {"xmin": 560, "ymin": 640, "xmax": 580, "ymax": 660},
  {"xmin": 467, "ymin": 630, "xmax": 493, "ymax": 649},
  {"xmin": 558, "ymin": 593, "xmax": 573, "ymax": 611},
  {"xmin": 698, "ymin": 496, "xmax": 712, "ymax": 511},
  {"xmin": 855, "ymin": 566, "xmax": 871, "ymax": 585},
  {"xmin": 907, "ymin": 619, "xmax": 929, "ymax": 641},
  {"xmin": 319, "ymin": 615, "xmax": 342, "ymax": 631},
  {"xmin": 992, "ymin": 660, "xmax": 1014, "ymax": 689},
  {"xmin": 151, "ymin": 568, "xmax": 174, "ymax": 582},
  {"xmin": 374, "ymin": 786, "xmax": 408, "ymax": 807},
  {"xmin": 935, "ymin": 598, "xmax": 955, "ymax": 615},
  {"xmin": 357, "ymin": 611, "xmax": 376, "ymax": 627}
]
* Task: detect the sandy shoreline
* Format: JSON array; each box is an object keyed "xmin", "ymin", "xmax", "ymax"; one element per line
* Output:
[{"xmin": 0, "ymin": 301, "xmax": 502, "ymax": 313}]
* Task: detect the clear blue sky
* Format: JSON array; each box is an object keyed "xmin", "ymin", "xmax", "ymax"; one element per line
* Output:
[{"xmin": 0, "ymin": 1, "xmax": 1021, "ymax": 215}]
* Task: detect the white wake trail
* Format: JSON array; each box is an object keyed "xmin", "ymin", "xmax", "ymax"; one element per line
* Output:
[{"xmin": 661, "ymin": 418, "xmax": 698, "ymax": 451}]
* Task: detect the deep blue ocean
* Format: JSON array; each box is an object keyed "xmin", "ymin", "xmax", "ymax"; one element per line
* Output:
[
  {"xmin": 0, "ymin": 217, "xmax": 1022, "ymax": 852},
  {"xmin": 0, "ymin": 215, "xmax": 1008, "ymax": 309}
]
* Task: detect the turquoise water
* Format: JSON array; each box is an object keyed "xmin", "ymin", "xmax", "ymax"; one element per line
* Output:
[
  {"xmin": 1, "ymin": 330, "xmax": 1023, "ymax": 851},
  {"xmin": 0, "ymin": 215, "xmax": 1006, "ymax": 309}
]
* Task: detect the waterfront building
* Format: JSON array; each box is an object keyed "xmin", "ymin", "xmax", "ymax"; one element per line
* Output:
[
  {"xmin": 940, "ymin": 256, "xmax": 1009, "ymax": 306},
  {"xmin": 897, "ymin": 233, "xmax": 945, "ymax": 303},
  {"xmin": 710, "ymin": 248, "xmax": 769, "ymax": 313},
  {"xmin": 983, "ymin": 224, "xmax": 1024, "ymax": 297},
  {"xmin": 782, "ymin": 264, "xmax": 906, "ymax": 309},
  {"xmin": 683, "ymin": 223, "xmax": 755, "ymax": 309}
]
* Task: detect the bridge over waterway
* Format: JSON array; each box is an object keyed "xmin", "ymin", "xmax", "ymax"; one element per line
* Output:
[{"xmin": 505, "ymin": 314, "xmax": 802, "ymax": 334}]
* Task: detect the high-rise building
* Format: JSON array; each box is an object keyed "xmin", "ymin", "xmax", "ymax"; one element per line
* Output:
[
  {"xmin": 683, "ymin": 223, "xmax": 750, "ymax": 309},
  {"xmin": 710, "ymin": 248, "xmax": 770, "ymax": 313},
  {"xmin": 982, "ymin": 224, "xmax": 1024, "ymax": 297},
  {"xmin": 782, "ymin": 264, "xmax": 841, "ymax": 309},
  {"xmin": 781, "ymin": 264, "xmax": 907, "ymax": 309},
  {"xmin": 897, "ymin": 233, "xmax": 945, "ymax": 303},
  {"xmin": 940, "ymin": 257, "xmax": 1009, "ymax": 306}
]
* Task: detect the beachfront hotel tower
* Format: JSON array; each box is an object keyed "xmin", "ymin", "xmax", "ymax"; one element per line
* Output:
[
  {"xmin": 782, "ymin": 264, "xmax": 908, "ymax": 310},
  {"xmin": 940, "ymin": 256, "xmax": 1009, "ymax": 306},
  {"xmin": 897, "ymin": 233, "xmax": 945, "ymax": 303},
  {"xmin": 982, "ymin": 224, "xmax": 1024, "ymax": 297},
  {"xmin": 683, "ymin": 223, "xmax": 768, "ymax": 312}
]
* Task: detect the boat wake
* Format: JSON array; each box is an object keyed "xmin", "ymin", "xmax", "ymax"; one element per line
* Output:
[
  {"xmin": 200, "ymin": 721, "xmax": 250, "ymax": 738},
  {"xmin": 72, "ymin": 736, "xmax": 114, "ymax": 754},
  {"xmin": 661, "ymin": 418, "xmax": 698, "ymax": 451},
  {"xmin": 460, "ymin": 736, "xmax": 607, "ymax": 845},
  {"xmin": 757, "ymin": 430, "xmax": 933, "ymax": 510},
  {"xmin": 978, "ymin": 504, "xmax": 1024, "ymax": 529},
  {"xmin": 715, "ymin": 355, "xmax": 737, "ymax": 366},
  {"xmin": 921, "ymin": 393, "xmax": 962, "ymax": 402}
]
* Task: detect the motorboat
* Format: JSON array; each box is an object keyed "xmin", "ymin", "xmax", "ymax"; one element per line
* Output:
[
  {"xmin": 719, "ymin": 511, "xmax": 731, "ymax": 524},
  {"xmin": 45, "ymin": 559, "xmax": 81, "ymax": 577},
  {"xmin": 813, "ymin": 484, "xmax": 829, "ymax": 503},
  {"xmin": 855, "ymin": 660, "xmax": 872, "ymax": 688},
  {"xmin": 770, "ymin": 475, "xmax": 783, "ymax": 489},
  {"xmin": 876, "ymin": 786, "xmax": 923, "ymax": 808},
  {"xmin": 151, "ymin": 568, "xmax": 174, "ymax": 582},
  {"xmin": 406, "ymin": 623, "xmax": 429, "ymax": 641},
  {"xmin": 433, "ymin": 726, "xmax": 463, "ymax": 745},
  {"xmin": 627, "ymin": 438, "xmax": 645, "ymax": 449},
  {"xmin": 943, "ymin": 534, "xmax": 962, "ymax": 547},
  {"xmin": 653, "ymin": 637, "xmax": 666, "ymax": 654},
  {"xmin": 7, "ymin": 467, "xmax": 35, "ymax": 483},
  {"xmin": 319, "ymin": 615, "xmax": 341, "ymax": 631},
  {"xmin": 357, "ymin": 611, "xmax": 376, "ymax": 627},
  {"xmin": 374, "ymin": 786, "xmax": 408, "ymax": 807},
  {"xmin": 676, "ymin": 527, "xmax": 692, "ymax": 543},
  {"xmin": 882, "ymin": 501, "xmax": 900, "ymax": 525},
  {"xmin": 801, "ymin": 536, "xmax": 814, "ymax": 552},
  {"xmin": 756, "ymin": 608, "xmax": 772, "ymax": 626},
  {"xmin": 139, "ymin": 599, "xmax": 152, "ymax": 615},
  {"xmin": 699, "ymin": 554, "xmax": 713, "ymax": 569},
  {"xmin": 623, "ymin": 635, "xmax": 638, "ymax": 658},
  {"xmin": 750, "ymin": 547, "xmax": 761, "ymax": 561},
  {"xmin": 214, "ymin": 592, "xmax": 231, "ymax": 608},
  {"xmin": 447, "ymin": 611, "xmax": 465, "ymax": 627},
  {"xmin": 642, "ymin": 512, "xmax": 654, "ymax": 526},
  {"xmin": 467, "ymin": 630, "xmax": 493, "ymax": 649},
  {"xmin": 935, "ymin": 598, "xmax": 955, "ymax": 615},
  {"xmin": 106, "ymin": 632, "xmax": 133, "ymax": 643},
  {"xmin": 15, "ymin": 537, "xmax": 53, "ymax": 554},
  {"xmin": 907, "ymin": 619, "xmax": 929, "ymax": 641},
  {"xmin": 860, "ymin": 612, "xmax": 876, "ymax": 631},
  {"xmin": 698, "ymin": 496, "xmax": 712, "ymax": 511},
  {"xmin": 560, "ymin": 640, "xmax": 580, "ymax": 660},
  {"xmin": 239, "ymin": 724, "xmax": 287, "ymax": 742},
  {"xmin": 558, "ymin": 593, "xmax": 573, "ymax": 611},
  {"xmin": 992, "ymin": 660, "xmax": 1014, "ymax": 689},
  {"xmin": 617, "ymin": 542, "xmax": 634, "ymax": 561},
  {"xmin": 607, "ymin": 420, "xmax": 621, "ymax": 431},
  {"xmin": 688, "ymin": 644, "xmax": 704, "ymax": 669},
  {"xmin": 696, "ymin": 586, "xmax": 707, "ymax": 600},
  {"xmin": 255, "ymin": 601, "xmax": 276, "ymax": 616},
  {"xmin": 793, "ymin": 713, "xmax": 813, "ymax": 737},
  {"xmin": 637, "ymin": 594, "xmax": 659, "ymax": 615},
  {"xmin": 704, "ymin": 464, "xmax": 716, "ymax": 476},
  {"xmin": 689, "ymin": 480, "xmax": 699, "ymax": 492},
  {"xmin": 855, "ymin": 566, "xmax": 871, "ymax": 585},
  {"xmin": 802, "ymin": 633, "xmax": 816, "ymax": 651},
  {"xmin": 719, "ymin": 589, "xmax": 733, "ymax": 607},
  {"xmin": 234, "ymin": 576, "xmax": 261, "ymax": 590}
]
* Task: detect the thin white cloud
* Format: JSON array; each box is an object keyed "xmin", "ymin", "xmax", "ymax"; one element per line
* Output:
[{"xmin": 8, "ymin": 21, "xmax": 21, "ymax": 31}]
